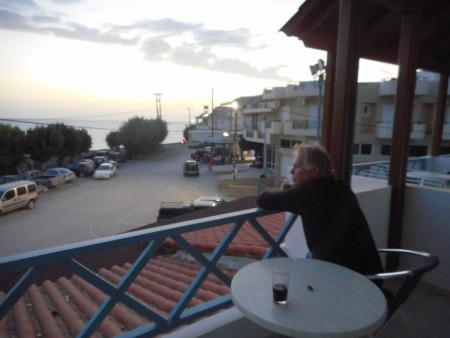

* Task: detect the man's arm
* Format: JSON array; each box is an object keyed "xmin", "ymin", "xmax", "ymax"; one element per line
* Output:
[{"xmin": 257, "ymin": 187, "xmax": 299, "ymax": 212}]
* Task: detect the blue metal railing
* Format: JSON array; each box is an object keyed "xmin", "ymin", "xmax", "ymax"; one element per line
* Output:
[{"xmin": 0, "ymin": 208, "xmax": 299, "ymax": 337}]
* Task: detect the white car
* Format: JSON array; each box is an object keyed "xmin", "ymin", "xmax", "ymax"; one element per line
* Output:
[
  {"xmin": 193, "ymin": 195, "xmax": 225, "ymax": 208},
  {"xmin": 44, "ymin": 168, "xmax": 76, "ymax": 184},
  {"xmin": 94, "ymin": 163, "xmax": 116, "ymax": 179}
]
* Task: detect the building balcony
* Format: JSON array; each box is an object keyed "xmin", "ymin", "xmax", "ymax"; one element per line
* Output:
[
  {"xmin": 283, "ymin": 119, "xmax": 319, "ymax": 136},
  {"xmin": 376, "ymin": 121, "xmax": 426, "ymax": 139},
  {"xmin": 410, "ymin": 122, "xmax": 426, "ymax": 139},
  {"xmin": 241, "ymin": 107, "xmax": 272, "ymax": 115},
  {"xmin": 262, "ymin": 87, "xmax": 286, "ymax": 100},
  {"xmin": 379, "ymin": 77, "xmax": 430, "ymax": 96},
  {"xmin": 1, "ymin": 157, "xmax": 449, "ymax": 337},
  {"xmin": 243, "ymin": 128, "xmax": 264, "ymax": 143}
]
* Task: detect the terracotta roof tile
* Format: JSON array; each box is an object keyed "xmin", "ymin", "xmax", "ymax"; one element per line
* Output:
[
  {"xmin": 0, "ymin": 211, "xmax": 285, "ymax": 337},
  {"xmin": 162, "ymin": 213, "xmax": 285, "ymax": 258}
]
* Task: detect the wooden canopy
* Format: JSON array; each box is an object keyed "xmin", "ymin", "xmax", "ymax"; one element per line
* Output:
[
  {"xmin": 280, "ymin": 0, "xmax": 450, "ymax": 253},
  {"xmin": 282, "ymin": 0, "xmax": 450, "ymax": 72}
]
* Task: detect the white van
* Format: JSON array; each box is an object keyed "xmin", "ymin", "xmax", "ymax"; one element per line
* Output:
[{"xmin": 0, "ymin": 180, "xmax": 39, "ymax": 215}]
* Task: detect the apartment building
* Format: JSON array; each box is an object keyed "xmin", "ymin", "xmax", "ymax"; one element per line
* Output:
[{"xmin": 240, "ymin": 73, "xmax": 450, "ymax": 178}]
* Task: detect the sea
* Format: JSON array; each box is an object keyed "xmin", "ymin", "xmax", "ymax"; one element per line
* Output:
[{"xmin": 1, "ymin": 118, "xmax": 187, "ymax": 150}]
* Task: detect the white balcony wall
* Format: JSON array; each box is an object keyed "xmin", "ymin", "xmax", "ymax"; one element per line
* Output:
[
  {"xmin": 410, "ymin": 122, "xmax": 426, "ymax": 139},
  {"xmin": 415, "ymin": 77, "xmax": 430, "ymax": 95},
  {"xmin": 379, "ymin": 80, "xmax": 397, "ymax": 96},
  {"xmin": 262, "ymin": 87, "xmax": 286, "ymax": 100},
  {"xmin": 376, "ymin": 122, "xmax": 392, "ymax": 138},
  {"xmin": 403, "ymin": 185, "xmax": 450, "ymax": 291},
  {"xmin": 283, "ymin": 119, "xmax": 317, "ymax": 136},
  {"xmin": 379, "ymin": 77, "xmax": 430, "ymax": 96},
  {"xmin": 268, "ymin": 121, "xmax": 283, "ymax": 134},
  {"xmin": 377, "ymin": 121, "xmax": 428, "ymax": 139},
  {"xmin": 443, "ymin": 123, "xmax": 450, "ymax": 140}
]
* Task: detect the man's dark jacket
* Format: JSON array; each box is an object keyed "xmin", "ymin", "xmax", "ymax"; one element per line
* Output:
[{"xmin": 257, "ymin": 177, "xmax": 383, "ymax": 276}]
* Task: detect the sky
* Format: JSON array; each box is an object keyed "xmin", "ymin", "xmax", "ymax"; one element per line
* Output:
[{"xmin": 0, "ymin": 0, "xmax": 399, "ymax": 123}]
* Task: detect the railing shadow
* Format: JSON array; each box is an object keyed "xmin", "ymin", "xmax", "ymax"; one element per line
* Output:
[{"xmin": 0, "ymin": 208, "xmax": 298, "ymax": 337}]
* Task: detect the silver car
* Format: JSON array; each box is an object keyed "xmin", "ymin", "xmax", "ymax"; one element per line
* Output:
[{"xmin": 44, "ymin": 168, "xmax": 76, "ymax": 184}]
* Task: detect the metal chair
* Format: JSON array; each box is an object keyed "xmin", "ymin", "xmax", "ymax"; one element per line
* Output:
[{"xmin": 366, "ymin": 248, "xmax": 439, "ymax": 330}]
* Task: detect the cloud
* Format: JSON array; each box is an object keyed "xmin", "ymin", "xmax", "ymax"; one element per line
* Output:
[
  {"xmin": 141, "ymin": 38, "xmax": 173, "ymax": 62},
  {"xmin": 0, "ymin": 9, "xmax": 33, "ymax": 30},
  {"xmin": 0, "ymin": 1, "xmax": 288, "ymax": 81}
]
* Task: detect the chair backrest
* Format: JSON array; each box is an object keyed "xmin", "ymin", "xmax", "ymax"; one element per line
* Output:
[{"xmin": 365, "ymin": 248, "xmax": 439, "ymax": 319}]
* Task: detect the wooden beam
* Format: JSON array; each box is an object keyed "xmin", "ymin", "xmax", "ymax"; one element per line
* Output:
[
  {"xmin": 329, "ymin": 0, "xmax": 361, "ymax": 183},
  {"xmin": 387, "ymin": 9, "xmax": 419, "ymax": 261},
  {"xmin": 322, "ymin": 49, "xmax": 336, "ymax": 152},
  {"xmin": 432, "ymin": 72, "xmax": 449, "ymax": 156}
]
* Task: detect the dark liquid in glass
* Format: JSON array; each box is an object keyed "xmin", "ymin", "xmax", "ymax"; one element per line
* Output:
[{"xmin": 273, "ymin": 283, "xmax": 288, "ymax": 303}]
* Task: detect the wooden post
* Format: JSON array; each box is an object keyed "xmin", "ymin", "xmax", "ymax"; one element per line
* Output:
[{"xmin": 330, "ymin": 0, "xmax": 361, "ymax": 183}]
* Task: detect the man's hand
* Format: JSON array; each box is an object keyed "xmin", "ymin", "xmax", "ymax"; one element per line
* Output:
[{"xmin": 281, "ymin": 181, "xmax": 292, "ymax": 190}]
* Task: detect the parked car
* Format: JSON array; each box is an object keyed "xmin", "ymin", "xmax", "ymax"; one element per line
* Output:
[
  {"xmin": 92, "ymin": 156, "xmax": 118, "ymax": 169},
  {"xmin": 183, "ymin": 160, "xmax": 199, "ymax": 176},
  {"xmin": 0, "ymin": 175, "xmax": 19, "ymax": 184},
  {"xmin": 191, "ymin": 150, "xmax": 208, "ymax": 161},
  {"xmin": 19, "ymin": 170, "xmax": 58, "ymax": 188},
  {"xmin": 44, "ymin": 168, "xmax": 76, "ymax": 184},
  {"xmin": 0, "ymin": 180, "xmax": 39, "ymax": 215},
  {"xmin": 157, "ymin": 195, "xmax": 225, "ymax": 221},
  {"xmin": 94, "ymin": 163, "xmax": 116, "ymax": 179},
  {"xmin": 19, "ymin": 170, "xmax": 43, "ymax": 181},
  {"xmin": 66, "ymin": 161, "xmax": 95, "ymax": 177},
  {"xmin": 193, "ymin": 195, "xmax": 225, "ymax": 208}
]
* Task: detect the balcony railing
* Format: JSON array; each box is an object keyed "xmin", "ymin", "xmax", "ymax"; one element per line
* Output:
[
  {"xmin": 0, "ymin": 208, "xmax": 298, "ymax": 337},
  {"xmin": 376, "ymin": 121, "xmax": 426, "ymax": 139}
]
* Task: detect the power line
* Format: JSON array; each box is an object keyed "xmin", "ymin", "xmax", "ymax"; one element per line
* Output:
[{"xmin": 0, "ymin": 118, "xmax": 117, "ymax": 131}]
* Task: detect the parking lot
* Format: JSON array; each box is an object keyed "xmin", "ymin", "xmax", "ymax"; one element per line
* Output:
[{"xmin": 0, "ymin": 144, "xmax": 223, "ymax": 257}]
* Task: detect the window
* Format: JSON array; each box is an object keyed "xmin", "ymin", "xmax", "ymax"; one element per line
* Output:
[
  {"xmin": 353, "ymin": 143, "xmax": 372, "ymax": 155},
  {"xmin": 27, "ymin": 184, "xmax": 37, "ymax": 193},
  {"xmin": 17, "ymin": 186, "xmax": 27, "ymax": 196},
  {"xmin": 4, "ymin": 190, "xmax": 15, "ymax": 201},
  {"xmin": 381, "ymin": 145, "xmax": 391, "ymax": 156},
  {"xmin": 409, "ymin": 145, "xmax": 427, "ymax": 157},
  {"xmin": 361, "ymin": 144, "xmax": 372, "ymax": 155},
  {"xmin": 280, "ymin": 139, "xmax": 301, "ymax": 149}
]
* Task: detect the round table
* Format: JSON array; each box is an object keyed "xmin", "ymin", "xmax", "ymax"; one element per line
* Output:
[{"xmin": 231, "ymin": 257, "xmax": 387, "ymax": 337}]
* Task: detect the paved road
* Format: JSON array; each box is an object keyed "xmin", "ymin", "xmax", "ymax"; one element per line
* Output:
[{"xmin": 0, "ymin": 144, "xmax": 225, "ymax": 257}]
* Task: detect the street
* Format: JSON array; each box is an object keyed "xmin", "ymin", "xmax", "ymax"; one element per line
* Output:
[{"xmin": 0, "ymin": 144, "xmax": 224, "ymax": 257}]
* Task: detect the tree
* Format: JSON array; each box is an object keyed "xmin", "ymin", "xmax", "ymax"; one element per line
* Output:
[
  {"xmin": 106, "ymin": 131, "xmax": 122, "ymax": 150},
  {"xmin": 78, "ymin": 129, "xmax": 92, "ymax": 153},
  {"xmin": 26, "ymin": 125, "xmax": 64, "ymax": 169},
  {"xmin": 119, "ymin": 117, "xmax": 168, "ymax": 159},
  {"xmin": 0, "ymin": 124, "xmax": 26, "ymax": 175}
]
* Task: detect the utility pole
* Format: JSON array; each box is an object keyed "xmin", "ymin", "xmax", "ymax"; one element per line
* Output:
[
  {"xmin": 187, "ymin": 107, "xmax": 191, "ymax": 125},
  {"xmin": 154, "ymin": 93, "xmax": 163, "ymax": 119}
]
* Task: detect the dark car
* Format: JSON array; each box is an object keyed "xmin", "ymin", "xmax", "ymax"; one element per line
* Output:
[
  {"xmin": 19, "ymin": 170, "xmax": 44, "ymax": 181},
  {"xmin": 0, "ymin": 175, "xmax": 19, "ymax": 184},
  {"xmin": 191, "ymin": 150, "xmax": 208, "ymax": 161},
  {"xmin": 66, "ymin": 161, "xmax": 95, "ymax": 177},
  {"xmin": 91, "ymin": 156, "xmax": 118, "ymax": 169},
  {"xmin": 183, "ymin": 160, "xmax": 199, "ymax": 177}
]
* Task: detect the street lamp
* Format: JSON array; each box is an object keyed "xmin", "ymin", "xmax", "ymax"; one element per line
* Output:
[
  {"xmin": 310, "ymin": 59, "xmax": 326, "ymax": 140},
  {"xmin": 231, "ymin": 101, "xmax": 238, "ymax": 180}
]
